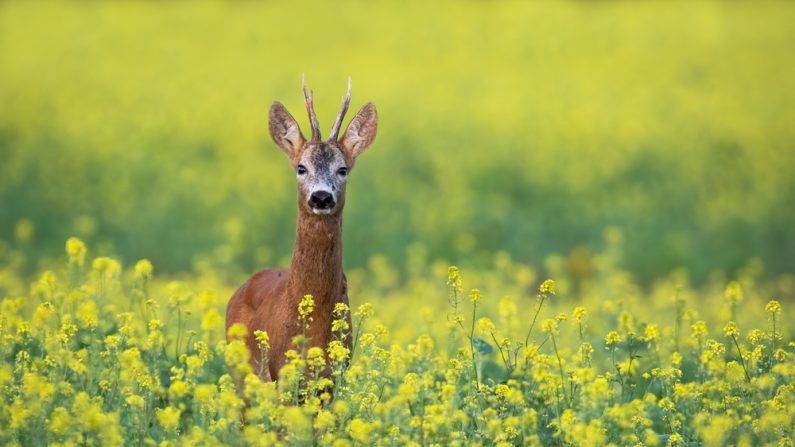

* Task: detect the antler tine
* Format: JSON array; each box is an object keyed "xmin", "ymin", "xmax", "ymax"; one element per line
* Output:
[
  {"xmin": 328, "ymin": 76, "xmax": 352, "ymax": 142},
  {"xmin": 302, "ymin": 74, "xmax": 321, "ymax": 142}
]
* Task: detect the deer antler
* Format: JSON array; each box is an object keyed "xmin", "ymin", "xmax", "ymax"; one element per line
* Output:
[
  {"xmin": 328, "ymin": 77, "xmax": 352, "ymax": 143},
  {"xmin": 302, "ymin": 75, "xmax": 321, "ymax": 142}
]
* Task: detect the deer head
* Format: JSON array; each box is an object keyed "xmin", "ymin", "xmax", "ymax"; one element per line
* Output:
[{"xmin": 268, "ymin": 77, "xmax": 378, "ymax": 216}]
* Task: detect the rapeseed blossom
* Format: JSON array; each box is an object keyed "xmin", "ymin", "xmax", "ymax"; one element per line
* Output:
[
  {"xmin": 572, "ymin": 306, "xmax": 587, "ymax": 323},
  {"xmin": 765, "ymin": 300, "xmax": 781, "ymax": 315},
  {"xmin": 605, "ymin": 331, "xmax": 622, "ymax": 348},
  {"xmin": 724, "ymin": 281, "xmax": 742, "ymax": 304},
  {"xmin": 538, "ymin": 279, "xmax": 556, "ymax": 295},
  {"xmin": 65, "ymin": 237, "xmax": 86, "ymax": 266},
  {"xmin": 134, "ymin": 259, "xmax": 154, "ymax": 280},
  {"xmin": 0, "ymin": 243, "xmax": 792, "ymax": 446},
  {"xmin": 157, "ymin": 406, "xmax": 182, "ymax": 432}
]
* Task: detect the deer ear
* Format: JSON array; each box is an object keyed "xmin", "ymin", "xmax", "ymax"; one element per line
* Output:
[
  {"xmin": 269, "ymin": 101, "xmax": 305, "ymax": 156},
  {"xmin": 341, "ymin": 103, "xmax": 378, "ymax": 158}
]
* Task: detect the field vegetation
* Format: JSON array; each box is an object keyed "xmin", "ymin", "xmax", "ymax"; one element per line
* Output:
[
  {"xmin": 2, "ymin": 1, "xmax": 795, "ymax": 281},
  {"xmin": 1, "ymin": 1, "xmax": 794, "ymax": 446},
  {"xmin": 0, "ymin": 240, "xmax": 793, "ymax": 445}
]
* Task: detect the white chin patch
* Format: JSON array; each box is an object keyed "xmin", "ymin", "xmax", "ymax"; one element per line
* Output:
[{"xmin": 311, "ymin": 208, "xmax": 333, "ymax": 215}]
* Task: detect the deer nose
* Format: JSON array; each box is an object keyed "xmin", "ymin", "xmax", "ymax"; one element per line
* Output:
[{"xmin": 309, "ymin": 191, "xmax": 335, "ymax": 209}]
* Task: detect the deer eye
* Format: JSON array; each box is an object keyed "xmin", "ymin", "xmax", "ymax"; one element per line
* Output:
[
  {"xmin": 337, "ymin": 167, "xmax": 348, "ymax": 177},
  {"xmin": 297, "ymin": 165, "xmax": 307, "ymax": 175}
]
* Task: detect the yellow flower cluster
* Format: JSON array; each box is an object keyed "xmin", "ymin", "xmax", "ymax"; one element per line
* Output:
[{"xmin": 0, "ymin": 240, "xmax": 792, "ymax": 446}]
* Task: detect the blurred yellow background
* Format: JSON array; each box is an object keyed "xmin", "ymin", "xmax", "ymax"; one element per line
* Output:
[
  {"xmin": 2, "ymin": 0, "xmax": 794, "ymax": 283},
  {"xmin": 1, "ymin": 4, "xmax": 794, "ymax": 445}
]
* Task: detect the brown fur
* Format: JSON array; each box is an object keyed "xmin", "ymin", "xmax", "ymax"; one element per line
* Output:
[
  {"xmin": 225, "ymin": 79, "xmax": 377, "ymax": 382},
  {"xmin": 225, "ymin": 208, "xmax": 350, "ymax": 380}
]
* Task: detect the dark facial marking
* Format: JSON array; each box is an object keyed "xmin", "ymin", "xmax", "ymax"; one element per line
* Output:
[
  {"xmin": 313, "ymin": 144, "xmax": 335, "ymax": 171},
  {"xmin": 311, "ymin": 143, "xmax": 343, "ymax": 183}
]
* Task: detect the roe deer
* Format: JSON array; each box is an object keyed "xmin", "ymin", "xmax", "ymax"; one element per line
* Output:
[{"xmin": 226, "ymin": 77, "xmax": 377, "ymax": 381}]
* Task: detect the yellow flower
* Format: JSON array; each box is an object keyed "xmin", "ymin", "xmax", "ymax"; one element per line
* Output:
[
  {"xmin": 227, "ymin": 323, "xmax": 248, "ymax": 340},
  {"xmin": 494, "ymin": 383, "xmax": 510, "ymax": 398},
  {"xmin": 194, "ymin": 384, "xmax": 216, "ymax": 404},
  {"xmin": 298, "ymin": 294, "xmax": 315, "ymax": 321},
  {"xmin": 307, "ymin": 347, "xmax": 326, "ymax": 368},
  {"xmin": 134, "ymin": 259, "xmax": 153, "ymax": 280},
  {"xmin": 92, "ymin": 257, "xmax": 120, "ymax": 275},
  {"xmin": 333, "ymin": 302, "xmax": 350, "ymax": 317},
  {"xmin": 572, "ymin": 307, "xmax": 587, "ymax": 323},
  {"xmin": 605, "ymin": 331, "xmax": 622, "ymax": 348},
  {"xmin": 658, "ymin": 397, "xmax": 675, "ymax": 411},
  {"xmin": 618, "ymin": 311, "xmax": 635, "ymax": 333},
  {"xmin": 348, "ymin": 418, "xmax": 374, "ymax": 444},
  {"xmin": 225, "ymin": 340, "xmax": 252, "ymax": 375},
  {"xmin": 314, "ymin": 410, "xmax": 336, "ymax": 432},
  {"xmin": 40, "ymin": 271, "xmax": 57, "ymax": 289},
  {"xmin": 538, "ymin": 279, "xmax": 556, "ymax": 295},
  {"xmin": 447, "ymin": 266, "xmax": 462, "ymax": 290},
  {"xmin": 469, "ymin": 288, "xmax": 481, "ymax": 303},
  {"xmin": 578, "ymin": 342, "xmax": 594, "ymax": 362},
  {"xmin": 157, "ymin": 406, "xmax": 182, "ymax": 432},
  {"xmin": 354, "ymin": 303, "xmax": 373, "ymax": 318},
  {"xmin": 49, "ymin": 406, "xmax": 72, "ymax": 436},
  {"xmin": 23, "ymin": 372, "xmax": 54, "ymax": 401},
  {"xmin": 283, "ymin": 407, "xmax": 312, "ymax": 438},
  {"xmin": 77, "ymin": 301, "xmax": 98, "ymax": 329},
  {"xmin": 331, "ymin": 319, "xmax": 350, "ymax": 333},
  {"xmin": 555, "ymin": 312, "xmax": 568, "ymax": 322},
  {"xmin": 104, "ymin": 335, "xmax": 121, "ymax": 350},
  {"xmin": 66, "ymin": 237, "xmax": 86, "ymax": 265},
  {"xmin": 691, "ymin": 321, "xmax": 707, "ymax": 339},
  {"xmin": 201, "ymin": 308, "xmax": 223, "ymax": 332},
  {"xmin": 723, "ymin": 322, "xmax": 739, "ymax": 338},
  {"xmin": 147, "ymin": 319, "xmax": 162, "ymax": 332},
  {"xmin": 668, "ymin": 433, "xmax": 684, "ymax": 446},
  {"xmin": 765, "ymin": 300, "xmax": 781, "ymax": 315},
  {"xmin": 359, "ymin": 333, "xmax": 376, "ymax": 348},
  {"xmin": 327, "ymin": 340, "xmax": 350, "ymax": 362},
  {"xmin": 332, "ymin": 400, "xmax": 350, "ymax": 419},
  {"xmin": 169, "ymin": 380, "xmax": 188, "ymax": 398},
  {"xmin": 724, "ymin": 281, "xmax": 743, "ymax": 303},
  {"xmin": 126, "ymin": 394, "xmax": 145, "ymax": 408},
  {"xmin": 747, "ymin": 329, "xmax": 765, "ymax": 345},
  {"xmin": 644, "ymin": 324, "xmax": 659, "ymax": 343},
  {"xmin": 477, "ymin": 317, "xmax": 496, "ymax": 334},
  {"xmin": 167, "ymin": 282, "xmax": 190, "ymax": 307},
  {"xmin": 254, "ymin": 330, "xmax": 270, "ymax": 349},
  {"xmin": 31, "ymin": 302, "xmax": 55, "ymax": 330},
  {"xmin": 541, "ymin": 319, "xmax": 558, "ymax": 334},
  {"xmin": 398, "ymin": 373, "xmax": 420, "ymax": 400}
]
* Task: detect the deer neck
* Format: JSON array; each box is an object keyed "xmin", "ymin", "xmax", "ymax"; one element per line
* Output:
[{"xmin": 285, "ymin": 209, "xmax": 344, "ymax": 309}]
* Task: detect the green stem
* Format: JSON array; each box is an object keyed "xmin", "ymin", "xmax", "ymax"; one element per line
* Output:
[
  {"xmin": 523, "ymin": 336, "xmax": 550, "ymax": 370},
  {"xmin": 349, "ymin": 315, "xmax": 366, "ymax": 364},
  {"xmin": 551, "ymin": 334, "xmax": 569, "ymax": 405},
  {"xmin": 731, "ymin": 334, "xmax": 751, "ymax": 382},
  {"xmin": 524, "ymin": 296, "xmax": 546, "ymax": 347},
  {"xmin": 490, "ymin": 332, "xmax": 511, "ymax": 373},
  {"xmin": 470, "ymin": 301, "xmax": 479, "ymax": 389},
  {"xmin": 612, "ymin": 348, "xmax": 624, "ymax": 399},
  {"xmin": 175, "ymin": 308, "xmax": 182, "ymax": 360}
]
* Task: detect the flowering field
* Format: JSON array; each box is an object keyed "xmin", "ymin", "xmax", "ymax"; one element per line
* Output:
[
  {"xmin": 2, "ymin": 1, "xmax": 795, "ymax": 282},
  {"xmin": 2, "ymin": 1, "xmax": 795, "ymax": 445},
  {"xmin": 0, "ymin": 238, "xmax": 792, "ymax": 446}
]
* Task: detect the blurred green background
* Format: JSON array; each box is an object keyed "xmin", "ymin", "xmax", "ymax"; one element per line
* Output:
[{"xmin": 1, "ymin": 1, "xmax": 794, "ymax": 284}]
